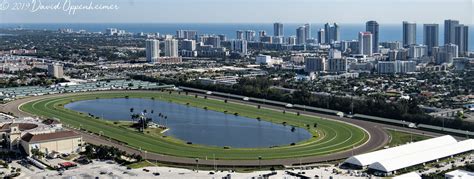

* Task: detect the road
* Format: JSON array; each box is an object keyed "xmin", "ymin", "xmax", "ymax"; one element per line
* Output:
[{"xmin": 0, "ymin": 90, "xmax": 451, "ymax": 167}]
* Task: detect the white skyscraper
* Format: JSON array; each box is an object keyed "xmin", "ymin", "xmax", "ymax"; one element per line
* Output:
[
  {"xmin": 145, "ymin": 39, "xmax": 160, "ymax": 62},
  {"xmin": 48, "ymin": 63, "xmax": 64, "ymax": 78},
  {"xmin": 304, "ymin": 23, "xmax": 311, "ymax": 41},
  {"xmin": 244, "ymin": 30, "xmax": 256, "ymax": 42},
  {"xmin": 164, "ymin": 39, "xmax": 179, "ymax": 57},
  {"xmin": 231, "ymin": 40, "xmax": 248, "ymax": 55},
  {"xmin": 409, "ymin": 44, "xmax": 428, "ymax": 59},
  {"xmin": 358, "ymin": 32, "xmax": 373, "ymax": 56}
]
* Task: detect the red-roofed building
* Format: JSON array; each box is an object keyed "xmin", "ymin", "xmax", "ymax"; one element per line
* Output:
[{"xmin": 20, "ymin": 131, "xmax": 83, "ymax": 156}]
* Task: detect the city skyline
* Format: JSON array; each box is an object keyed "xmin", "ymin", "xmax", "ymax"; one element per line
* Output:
[{"xmin": 0, "ymin": 0, "xmax": 472, "ymax": 24}]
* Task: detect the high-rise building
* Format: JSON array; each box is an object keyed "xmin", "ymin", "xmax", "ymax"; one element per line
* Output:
[
  {"xmin": 145, "ymin": 39, "xmax": 160, "ymax": 62},
  {"xmin": 203, "ymin": 36, "xmax": 221, "ymax": 48},
  {"xmin": 340, "ymin": 40, "xmax": 359, "ymax": 54},
  {"xmin": 378, "ymin": 61, "xmax": 416, "ymax": 74},
  {"xmin": 230, "ymin": 40, "xmax": 247, "ymax": 55},
  {"xmin": 423, "ymin": 24, "xmax": 439, "ymax": 56},
  {"xmin": 256, "ymin": 55, "xmax": 273, "ymax": 65},
  {"xmin": 244, "ymin": 30, "xmax": 256, "ymax": 42},
  {"xmin": 366, "ymin": 21, "xmax": 379, "ymax": 53},
  {"xmin": 380, "ymin": 41, "xmax": 403, "ymax": 50},
  {"xmin": 182, "ymin": 39, "xmax": 196, "ymax": 51},
  {"xmin": 435, "ymin": 43, "xmax": 459, "ymax": 64},
  {"xmin": 164, "ymin": 39, "xmax": 179, "ymax": 57},
  {"xmin": 105, "ymin": 28, "xmax": 117, "ymax": 36},
  {"xmin": 402, "ymin": 21, "xmax": 416, "ymax": 47},
  {"xmin": 287, "ymin": 36, "xmax": 297, "ymax": 45},
  {"xmin": 176, "ymin": 30, "xmax": 197, "ymax": 40},
  {"xmin": 296, "ymin": 26, "xmax": 306, "ymax": 45},
  {"xmin": 274, "ymin": 22, "xmax": 284, "ymax": 37},
  {"xmin": 304, "ymin": 23, "xmax": 311, "ymax": 41},
  {"xmin": 327, "ymin": 58, "xmax": 347, "ymax": 73},
  {"xmin": 272, "ymin": 36, "xmax": 284, "ymax": 44},
  {"xmin": 444, "ymin": 19, "xmax": 459, "ymax": 45},
  {"xmin": 236, "ymin": 30, "xmax": 244, "ymax": 40},
  {"xmin": 305, "ymin": 57, "xmax": 326, "ymax": 72},
  {"xmin": 218, "ymin": 34, "xmax": 227, "ymax": 41},
  {"xmin": 454, "ymin": 24, "xmax": 469, "ymax": 56},
  {"xmin": 409, "ymin": 44, "xmax": 428, "ymax": 59},
  {"xmin": 317, "ymin": 29, "xmax": 325, "ymax": 44},
  {"xmin": 358, "ymin": 32, "xmax": 373, "ymax": 56},
  {"xmin": 47, "ymin": 63, "xmax": 64, "ymax": 78},
  {"xmin": 329, "ymin": 49, "xmax": 342, "ymax": 59},
  {"xmin": 259, "ymin": 30, "xmax": 266, "ymax": 38},
  {"xmin": 324, "ymin": 23, "xmax": 340, "ymax": 44}
]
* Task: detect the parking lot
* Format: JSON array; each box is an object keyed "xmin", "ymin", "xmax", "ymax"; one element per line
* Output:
[{"xmin": 8, "ymin": 159, "xmax": 368, "ymax": 179}]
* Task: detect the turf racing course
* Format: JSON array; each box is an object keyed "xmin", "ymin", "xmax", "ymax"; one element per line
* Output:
[{"xmin": 7, "ymin": 90, "xmax": 389, "ymax": 166}]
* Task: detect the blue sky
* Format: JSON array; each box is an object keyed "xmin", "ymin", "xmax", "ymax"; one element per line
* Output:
[{"xmin": 1, "ymin": 0, "xmax": 473, "ymax": 24}]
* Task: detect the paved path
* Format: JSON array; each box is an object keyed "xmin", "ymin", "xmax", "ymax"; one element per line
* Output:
[{"xmin": 0, "ymin": 90, "xmax": 428, "ymax": 167}]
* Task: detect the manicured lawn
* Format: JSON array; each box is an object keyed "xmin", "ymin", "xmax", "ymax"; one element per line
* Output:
[
  {"xmin": 20, "ymin": 91, "xmax": 368, "ymax": 160},
  {"xmin": 387, "ymin": 129, "xmax": 431, "ymax": 147}
]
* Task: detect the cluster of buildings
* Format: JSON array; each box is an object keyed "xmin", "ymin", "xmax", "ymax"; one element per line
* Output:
[
  {"xmin": 141, "ymin": 20, "xmax": 470, "ymax": 76},
  {"xmin": 0, "ymin": 114, "xmax": 82, "ymax": 157},
  {"xmin": 295, "ymin": 19, "xmax": 471, "ymax": 76},
  {"xmin": 145, "ymin": 39, "xmax": 182, "ymax": 64}
]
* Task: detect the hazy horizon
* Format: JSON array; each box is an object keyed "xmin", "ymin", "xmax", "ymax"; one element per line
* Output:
[{"xmin": 0, "ymin": 0, "xmax": 472, "ymax": 24}]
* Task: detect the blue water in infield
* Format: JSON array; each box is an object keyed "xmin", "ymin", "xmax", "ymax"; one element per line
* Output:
[{"xmin": 65, "ymin": 98, "xmax": 312, "ymax": 148}]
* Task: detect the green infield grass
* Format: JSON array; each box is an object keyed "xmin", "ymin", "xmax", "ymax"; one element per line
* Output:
[{"xmin": 20, "ymin": 91, "xmax": 369, "ymax": 160}]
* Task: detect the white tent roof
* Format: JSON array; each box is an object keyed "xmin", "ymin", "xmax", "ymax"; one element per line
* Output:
[
  {"xmin": 392, "ymin": 172, "xmax": 421, "ymax": 179},
  {"xmin": 445, "ymin": 170, "xmax": 474, "ymax": 179},
  {"xmin": 344, "ymin": 135, "xmax": 457, "ymax": 166},
  {"xmin": 369, "ymin": 139, "xmax": 474, "ymax": 173}
]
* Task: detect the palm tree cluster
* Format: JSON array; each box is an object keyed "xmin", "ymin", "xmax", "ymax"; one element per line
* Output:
[{"xmin": 129, "ymin": 107, "xmax": 169, "ymax": 131}]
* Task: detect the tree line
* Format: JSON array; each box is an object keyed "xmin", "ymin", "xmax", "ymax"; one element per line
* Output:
[{"xmin": 131, "ymin": 75, "xmax": 474, "ymax": 132}]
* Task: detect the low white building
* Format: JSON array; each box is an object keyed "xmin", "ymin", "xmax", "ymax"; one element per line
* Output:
[
  {"xmin": 445, "ymin": 170, "xmax": 474, "ymax": 179},
  {"xmin": 343, "ymin": 135, "xmax": 457, "ymax": 168}
]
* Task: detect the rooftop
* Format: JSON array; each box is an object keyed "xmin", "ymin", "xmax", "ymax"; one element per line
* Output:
[{"xmin": 21, "ymin": 131, "xmax": 81, "ymax": 143}]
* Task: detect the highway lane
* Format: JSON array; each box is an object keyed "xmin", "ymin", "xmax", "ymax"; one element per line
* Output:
[{"xmin": 0, "ymin": 90, "xmax": 437, "ymax": 167}]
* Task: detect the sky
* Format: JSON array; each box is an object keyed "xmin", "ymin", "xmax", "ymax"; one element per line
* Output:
[{"xmin": 0, "ymin": 0, "xmax": 473, "ymax": 24}]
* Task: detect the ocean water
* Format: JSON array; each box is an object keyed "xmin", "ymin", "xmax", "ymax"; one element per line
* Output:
[{"xmin": 1, "ymin": 23, "xmax": 473, "ymax": 50}]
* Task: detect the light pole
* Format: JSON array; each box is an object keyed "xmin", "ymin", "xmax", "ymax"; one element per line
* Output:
[
  {"xmin": 299, "ymin": 158, "xmax": 302, "ymax": 171},
  {"xmin": 213, "ymin": 154, "xmax": 216, "ymax": 171},
  {"xmin": 195, "ymin": 158, "xmax": 199, "ymax": 172}
]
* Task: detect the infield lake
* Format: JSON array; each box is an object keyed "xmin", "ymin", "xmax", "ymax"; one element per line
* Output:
[{"xmin": 64, "ymin": 98, "xmax": 312, "ymax": 148}]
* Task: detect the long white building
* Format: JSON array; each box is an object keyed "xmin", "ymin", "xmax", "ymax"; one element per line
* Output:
[
  {"xmin": 343, "ymin": 135, "xmax": 457, "ymax": 167},
  {"xmin": 344, "ymin": 135, "xmax": 474, "ymax": 176},
  {"xmin": 369, "ymin": 139, "xmax": 474, "ymax": 175}
]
